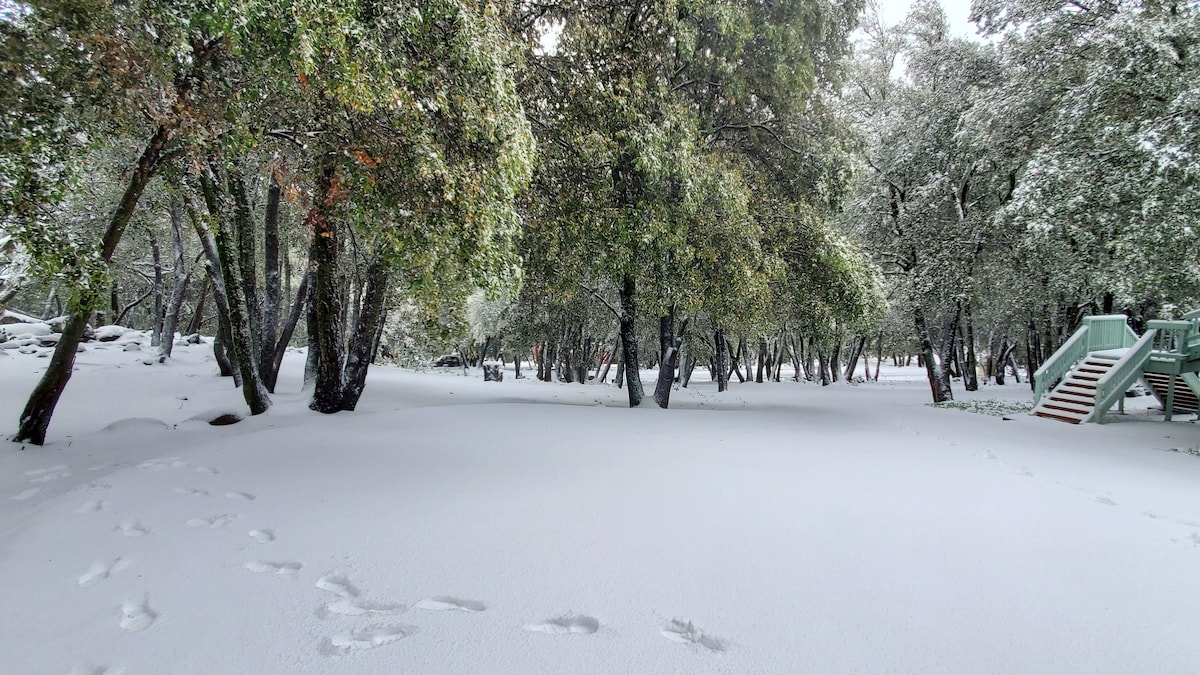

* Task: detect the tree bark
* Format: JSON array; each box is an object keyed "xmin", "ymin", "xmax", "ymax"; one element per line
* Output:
[
  {"xmin": 915, "ymin": 307, "xmax": 952, "ymax": 402},
  {"xmin": 339, "ymin": 258, "xmax": 389, "ymax": 411},
  {"xmin": 617, "ymin": 273, "xmax": 643, "ymax": 407},
  {"xmin": 265, "ymin": 271, "xmax": 308, "ymax": 393},
  {"xmin": 189, "ymin": 209, "xmax": 238, "ymax": 382},
  {"xmin": 209, "ymin": 168, "xmax": 271, "ymax": 415},
  {"xmin": 714, "ymin": 326, "xmax": 730, "ymax": 392},
  {"xmin": 261, "ymin": 168, "xmax": 282, "ymax": 380},
  {"xmin": 653, "ymin": 310, "xmax": 688, "ymax": 409},
  {"xmin": 150, "ymin": 232, "xmax": 164, "ymax": 347},
  {"xmin": 157, "ymin": 200, "xmax": 189, "ymax": 362},
  {"xmin": 13, "ymin": 123, "xmax": 172, "ymax": 444},
  {"xmin": 963, "ymin": 303, "xmax": 979, "ymax": 391},
  {"xmin": 308, "ymin": 164, "xmax": 344, "ymax": 413}
]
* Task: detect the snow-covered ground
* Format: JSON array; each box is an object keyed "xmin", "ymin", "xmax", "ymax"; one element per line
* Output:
[{"xmin": 2, "ymin": 330, "xmax": 1199, "ymax": 674}]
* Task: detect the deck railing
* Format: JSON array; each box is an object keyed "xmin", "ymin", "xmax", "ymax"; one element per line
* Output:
[
  {"xmin": 1033, "ymin": 315, "xmax": 1137, "ymax": 404},
  {"xmin": 1090, "ymin": 329, "xmax": 1157, "ymax": 423}
]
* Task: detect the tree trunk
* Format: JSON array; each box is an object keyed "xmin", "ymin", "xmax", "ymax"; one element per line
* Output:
[
  {"xmin": 963, "ymin": 303, "xmax": 979, "ymax": 391},
  {"xmin": 844, "ymin": 335, "xmax": 865, "ymax": 381},
  {"xmin": 308, "ymin": 165, "xmax": 344, "ymax": 413},
  {"xmin": 915, "ymin": 307, "xmax": 952, "ymax": 403},
  {"xmin": 873, "ymin": 330, "xmax": 883, "ymax": 381},
  {"xmin": 995, "ymin": 336, "xmax": 1009, "ymax": 385},
  {"xmin": 186, "ymin": 276, "xmax": 209, "ymax": 336},
  {"xmin": 188, "ymin": 203, "xmax": 239, "ymax": 383},
  {"xmin": 210, "ymin": 169, "xmax": 271, "ymax": 415},
  {"xmin": 617, "ymin": 274, "xmax": 644, "ymax": 407},
  {"xmin": 714, "ymin": 326, "xmax": 730, "ymax": 392},
  {"xmin": 653, "ymin": 311, "xmax": 688, "ymax": 409},
  {"xmin": 338, "ymin": 259, "xmax": 390, "ymax": 411},
  {"xmin": 157, "ymin": 200, "xmax": 189, "ymax": 362},
  {"xmin": 13, "ymin": 124, "xmax": 171, "ymax": 445},
  {"xmin": 229, "ymin": 168, "xmax": 262, "ymax": 367},
  {"xmin": 303, "ymin": 269, "xmax": 319, "ymax": 391},
  {"xmin": 265, "ymin": 271, "xmax": 309, "ymax": 393},
  {"xmin": 756, "ymin": 337, "xmax": 766, "ymax": 383},
  {"xmin": 260, "ymin": 169, "xmax": 282, "ymax": 381},
  {"xmin": 150, "ymin": 233, "xmax": 163, "ymax": 347},
  {"xmin": 597, "ymin": 336, "xmax": 618, "ymax": 384}
]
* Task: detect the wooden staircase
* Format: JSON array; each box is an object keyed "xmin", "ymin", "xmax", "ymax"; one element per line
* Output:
[
  {"xmin": 1033, "ymin": 354, "xmax": 1120, "ymax": 424},
  {"xmin": 1141, "ymin": 372, "xmax": 1200, "ymax": 414}
]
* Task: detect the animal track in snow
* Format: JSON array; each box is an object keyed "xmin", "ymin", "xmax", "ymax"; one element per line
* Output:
[
  {"xmin": 195, "ymin": 466, "xmax": 219, "ymax": 475},
  {"xmin": 249, "ymin": 528, "xmax": 276, "ymax": 543},
  {"xmin": 117, "ymin": 519, "xmax": 150, "ymax": 537},
  {"xmin": 245, "ymin": 560, "xmax": 302, "ymax": 575},
  {"xmin": 187, "ymin": 514, "xmax": 236, "ymax": 529},
  {"xmin": 174, "ymin": 487, "xmax": 209, "ymax": 496},
  {"xmin": 225, "ymin": 491, "xmax": 256, "ymax": 501},
  {"xmin": 1096, "ymin": 496, "xmax": 1118, "ymax": 506},
  {"xmin": 415, "ymin": 597, "xmax": 486, "ymax": 613},
  {"xmin": 525, "ymin": 615, "xmax": 599, "ymax": 634},
  {"xmin": 78, "ymin": 558, "xmax": 128, "ymax": 587},
  {"xmin": 10, "ymin": 487, "xmax": 41, "ymax": 501},
  {"xmin": 77, "ymin": 499, "xmax": 108, "ymax": 514},
  {"xmin": 323, "ymin": 625, "xmax": 412, "ymax": 654},
  {"xmin": 118, "ymin": 598, "xmax": 158, "ymax": 631},
  {"xmin": 661, "ymin": 619, "xmax": 725, "ymax": 652},
  {"xmin": 71, "ymin": 481, "xmax": 112, "ymax": 492}
]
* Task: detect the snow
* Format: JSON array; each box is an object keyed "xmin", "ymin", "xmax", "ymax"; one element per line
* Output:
[{"xmin": 2, "ymin": 339, "xmax": 1199, "ymax": 674}]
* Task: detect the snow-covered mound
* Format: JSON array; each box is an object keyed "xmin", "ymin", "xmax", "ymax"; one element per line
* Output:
[{"xmin": 0, "ymin": 343, "xmax": 1198, "ymax": 674}]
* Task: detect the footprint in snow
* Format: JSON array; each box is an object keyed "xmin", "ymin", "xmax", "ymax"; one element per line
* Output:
[
  {"xmin": 139, "ymin": 458, "xmax": 188, "ymax": 471},
  {"xmin": 26, "ymin": 464, "xmax": 71, "ymax": 482},
  {"xmin": 525, "ymin": 615, "xmax": 599, "ymax": 634},
  {"xmin": 661, "ymin": 619, "xmax": 725, "ymax": 652},
  {"xmin": 1096, "ymin": 496, "xmax": 1118, "ymax": 506},
  {"xmin": 323, "ymin": 597, "xmax": 405, "ymax": 617},
  {"xmin": 78, "ymin": 558, "xmax": 128, "ymax": 588},
  {"xmin": 187, "ymin": 514, "xmax": 236, "ymax": 529},
  {"xmin": 174, "ymin": 487, "xmax": 209, "ymax": 497},
  {"xmin": 415, "ymin": 597, "xmax": 486, "ymax": 613},
  {"xmin": 321, "ymin": 625, "xmax": 413, "ymax": 655},
  {"xmin": 248, "ymin": 528, "xmax": 276, "ymax": 543},
  {"xmin": 118, "ymin": 598, "xmax": 157, "ymax": 631},
  {"xmin": 315, "ymin": 575, "xmax": 360, "ymax": 598},
  {"xmin": 117, "ymin": 519, "xmax": 150, "ymax": 537},
  {"xmin": 245, "ymin": 560, "xmax": 302, "ymax": 575},
  {"xmin": 195, "ymin": 466, "xmax": 219, "ymax": 475},
  {"xmin": 68, "ymin": 664, "xmax": 126, "ymax": 675},
  {"xmin": 71, "ymin": 481, "xmax": 112, "ymax": 492},
  {"xmin": 314, "ymin": 574, "xmax": 404, "ymax": 617},
  {"xmin": 77, "ymin": 499, "xmax": 108, "ymax": 514},
  {"xmin": 10, "ymin": 487, "xmax": 41, "ymax": 501},
  {"xmin": 225, "ymin": 491, "xmax": 255, "ymax": 501}
]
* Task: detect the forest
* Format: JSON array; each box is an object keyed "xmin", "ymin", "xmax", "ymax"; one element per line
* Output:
[{"xmin": 2, "ymin": 0, "xmax": 1198, "ymax": 444}]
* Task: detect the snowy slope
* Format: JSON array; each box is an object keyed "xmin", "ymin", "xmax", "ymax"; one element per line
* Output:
[{"xmin": 2, "ymin": 335, "xmax": 1199, "ymax": 674}]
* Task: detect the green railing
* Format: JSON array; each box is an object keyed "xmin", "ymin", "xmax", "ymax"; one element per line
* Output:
[
  {"xmin": 1089, "ymin": 329, "xmax": 1157, "ymax": 423},
  {"xmin": 1033, "ymin": 325, "xmax": 1089, "ymax": 404},
  {"xmin": 1033, "ymin": 315, "xmax": 1137, "ymax": 404},
  {"xmin": 1084, "ymin": 314, "xmax": 1139, "ymax": 351},
  {"xmin": 1147, "ymin": 320, "xmax": 1193, "ymax": 355}
]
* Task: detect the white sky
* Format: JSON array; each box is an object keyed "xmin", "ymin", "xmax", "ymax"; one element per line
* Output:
[{"xmin": 878, "ymin": 0, "xmax": 979, "ymax": 36}]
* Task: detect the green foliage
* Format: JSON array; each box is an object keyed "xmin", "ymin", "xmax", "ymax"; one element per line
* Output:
[{"xmin": 931, "ymin": 398, "xmax": 1032, "ymax": 416}]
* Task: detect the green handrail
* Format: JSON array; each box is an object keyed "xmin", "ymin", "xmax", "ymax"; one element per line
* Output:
[
  {"xmin": 1034, "ymin": 325, "xmax": 1089, "ymax": 404},
  {"xmin": 1089, "ymin": 329, "xmax": 1157, "ymax": 423}
]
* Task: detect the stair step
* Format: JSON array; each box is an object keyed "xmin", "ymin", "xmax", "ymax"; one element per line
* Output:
[
  {"xmin": 1049, "ymin": 392, "xmax": 1097, "ymax": 406},
  {"xmin": 1064, "ymin": 377, "xmax": 1098, "ymax": 388},
  {"xmin": 1040, "ymin": 401, "xmax": 1093, "ymax": 415},
  {"xmin": 1059, "ymin": 384, "xmax": 1098, "ymax": 396},
  {"xmin": 1035, "ymin": 410, "xmax": 1084, "ymax": 424}
]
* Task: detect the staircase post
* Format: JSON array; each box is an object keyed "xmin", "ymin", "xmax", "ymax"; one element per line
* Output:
[{"xmin": 1165, "ymin": 374, "xmax": 1175, "ymax": 422}]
